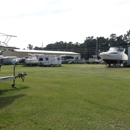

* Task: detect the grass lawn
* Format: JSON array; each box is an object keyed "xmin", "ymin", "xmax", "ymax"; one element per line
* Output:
[{"xmin": 0, "ymin": 64, "xmax": 130, "ymax": 130}]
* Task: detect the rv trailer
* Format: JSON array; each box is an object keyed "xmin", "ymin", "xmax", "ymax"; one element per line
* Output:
[{"xmin": 38, "ymin": 55, "xmax": 62, "ymax": 66}]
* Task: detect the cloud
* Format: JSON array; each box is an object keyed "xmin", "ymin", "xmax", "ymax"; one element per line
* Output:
[{"xmin": 0, "ymin": 0, "xmax": 130, "ymax": 49}]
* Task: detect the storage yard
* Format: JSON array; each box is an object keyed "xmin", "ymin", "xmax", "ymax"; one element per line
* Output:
[{"xmin": 0, "ymin": 64, "xmax": 130, "ymax": 129}]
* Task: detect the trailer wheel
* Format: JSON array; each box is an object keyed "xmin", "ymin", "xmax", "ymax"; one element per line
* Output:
[{"xmin": 40, "ymin": 62, "xmax": 42, "ymax": 66}]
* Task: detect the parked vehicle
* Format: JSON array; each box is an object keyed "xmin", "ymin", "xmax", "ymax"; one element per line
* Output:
[
  {"xmin": 68, "ymin": 59, "xmax": 86, "ymax": 64},
  {"xmin": 38, "ymin": 55, "xmax": 62, "ymax": 66},
  {"xmin": 12, "ymin": 58, "xmax": 22, "ymax": 65},
  {"xmin": 61, "ymin": 55, "xmax": 80, "ymax": 64}
]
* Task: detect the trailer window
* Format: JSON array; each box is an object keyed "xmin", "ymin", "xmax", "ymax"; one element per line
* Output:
[
  {"xmin": 39, "ymin": 58, "xmax": 43, "ymax": 61},
  {"xmin": 61, "ymin": 56, "xmax": 74, "ymax": 60},
  {"xmin": 45, "ymin": 57, "xmax": 49, "ymax": 61},
  {"xmin": 57, "ymin": 57, "xmax": 60, "ymax": 60}
]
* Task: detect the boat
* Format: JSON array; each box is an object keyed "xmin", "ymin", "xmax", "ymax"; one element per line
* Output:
[
  {"xmin": 25, "ymin": 54, "xmax": 38, "ymax": 65},
  {"xmin": 99, "ymin": 47, "xmax": 128, "ymax": 64},
  {"xmin": 2, "ymin": 56, "xmax": 17, "ymax": 65},
  {"xmin": 0, "ymin": 33, "xmax": 27, "ymax": 88},
  {"xmin": 0, "ymin": 33, "xmax": 18, "ymax": 63},
  {"xmin": 88, "ymin": 55, "xmax": 101, "ymax": 64}
]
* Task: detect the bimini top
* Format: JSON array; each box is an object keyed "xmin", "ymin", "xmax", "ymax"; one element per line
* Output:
[{"xmin": 13, "ymin": 49, "xmax": 80, "ymax": 55}]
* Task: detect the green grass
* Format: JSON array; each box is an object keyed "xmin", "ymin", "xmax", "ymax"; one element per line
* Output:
[{"xmin": 0, "ymin": 64, "xmax": 130, "ymax": 130}]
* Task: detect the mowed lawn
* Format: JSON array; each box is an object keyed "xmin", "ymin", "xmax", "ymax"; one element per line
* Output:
[{"xmin": 0, "ymin": 64, "xmax": 130, "ymax": 130}]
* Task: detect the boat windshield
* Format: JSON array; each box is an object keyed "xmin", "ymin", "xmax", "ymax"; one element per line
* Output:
[{"xmin": 109, "ymin": 47, "xmax": 124, "ymax": 52}]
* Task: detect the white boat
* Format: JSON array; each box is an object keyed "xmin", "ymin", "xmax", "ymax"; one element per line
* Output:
[
  {"xmin": 25, "ymin": 54, "xmax": 38, "ymax": 65},
  {"xmin": 99, "ymin": 47, "xmax": 128, "ymax": 64},
  {"xmin": 88, "ymin": 55, "xmax": 101, "ymax": 64},
  {"xmin": 0, "ymin": 33, "xmax": 27, "ymax": 87},
  {"xmin": 0, "ymin": 33, "xmax": 18, "ymax": 64},
  {"xmin": 2, "ymin": 56, "xmax": 17, "ymax": 65},
  {"xmin": 0, "ymin": 55, "xmax": 4, "ymax": 59}
]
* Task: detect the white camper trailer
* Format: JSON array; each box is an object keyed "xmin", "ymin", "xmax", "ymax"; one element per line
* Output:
[{"xmin": 38, "ymin": 55, "xmax": 62, "ymax": 66}]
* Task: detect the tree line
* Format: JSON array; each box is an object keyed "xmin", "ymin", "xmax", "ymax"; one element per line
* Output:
[{"xmin": 29, "ymin": 30, "xmax": 130, "ymax": 59}]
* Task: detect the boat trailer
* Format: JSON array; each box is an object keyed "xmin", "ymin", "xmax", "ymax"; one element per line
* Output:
[
  {"xmin": 0, "ymin": 33, "xmax": 27, "ymax": 87},
  {"xmin": 0, "ymin": 65, "xmax": 27, "ymax": 88}
]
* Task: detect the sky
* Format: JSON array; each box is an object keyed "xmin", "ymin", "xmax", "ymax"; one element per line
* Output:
[{"xmin": 0, "ymin": 0, "xmax": 130, "ymax": 49}]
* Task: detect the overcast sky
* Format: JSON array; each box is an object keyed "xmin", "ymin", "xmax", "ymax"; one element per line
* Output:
[{"xmin": 0, "ymin": 0, "xmax": 130, "ymax": 49}]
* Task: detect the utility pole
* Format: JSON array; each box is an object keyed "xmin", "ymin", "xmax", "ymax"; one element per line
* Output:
[{"xmin": 96, "ymin": 37, "xmax": 98, "ymax": 56}]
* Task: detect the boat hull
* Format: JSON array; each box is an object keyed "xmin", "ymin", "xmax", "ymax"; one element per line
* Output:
[
  {"xmin": 102, "ymin": 59, "xmax": 127, "ymax": 64},
  {"xmin": 25, "ymin": 59, "xmax": 38, "ymax": 65},
  {"xmin": 99, "ymin": 50, "xmax": 128, "ymax": 64}
]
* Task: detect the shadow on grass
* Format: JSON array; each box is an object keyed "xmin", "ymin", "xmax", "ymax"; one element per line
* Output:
[
  {"xmin": 0, "ymin": 86, "xmax": 29, "ymax": 96},
  {"xmin": 0, "ymin": 94, "xmax": 26, "ymax": 109}
]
